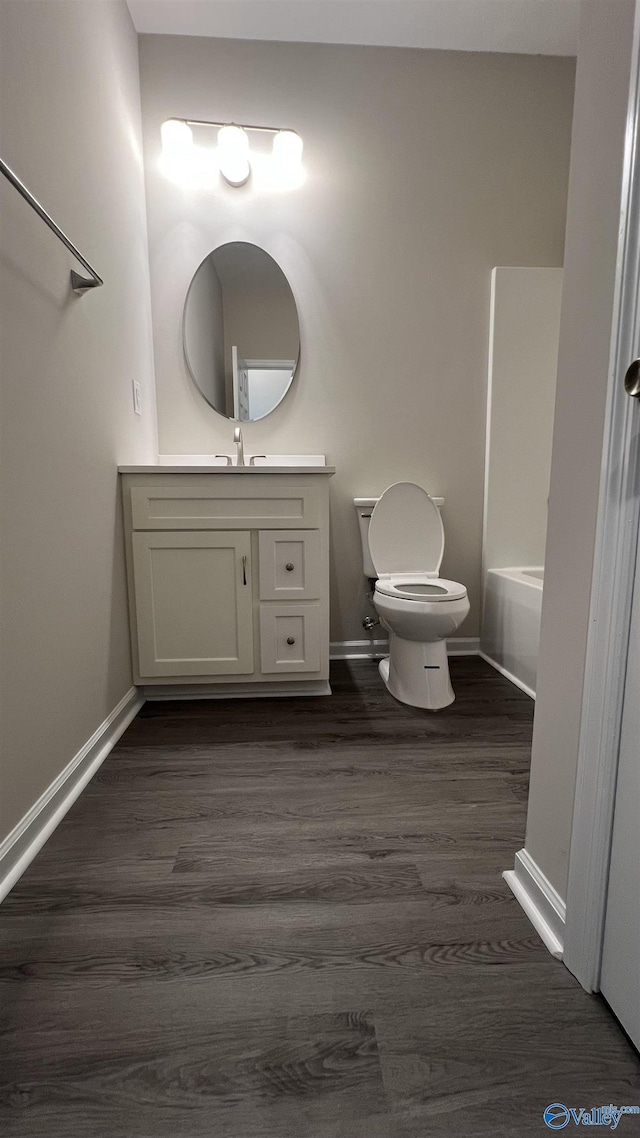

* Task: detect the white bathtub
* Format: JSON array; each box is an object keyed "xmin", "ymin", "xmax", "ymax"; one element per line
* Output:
[{"xmin": 480, "ymin": 567, "xmax": 544, "ymax": 698}]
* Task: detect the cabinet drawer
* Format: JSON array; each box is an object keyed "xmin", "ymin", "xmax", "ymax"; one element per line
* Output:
[
  {"xmin": 259, "ymin": 605, "xmax": 321, "ymax": 673},
  {"xmin": 130, "ymin": 480, "xmax": 320, "ymax": 530},
  {"xmin": 258, "ymin": 530, "xmax": 321, "ymax": 600}
]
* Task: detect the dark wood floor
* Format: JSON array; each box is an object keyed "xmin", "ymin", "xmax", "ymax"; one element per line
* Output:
[{"xmin": 1, "ymin": 659, "xmax": 638, "ymax": 1137}]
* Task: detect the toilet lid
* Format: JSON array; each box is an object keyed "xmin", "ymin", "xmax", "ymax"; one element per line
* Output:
[{"xmin": 368, "ymin": 482, "xmax": 444, "ymax": 575}]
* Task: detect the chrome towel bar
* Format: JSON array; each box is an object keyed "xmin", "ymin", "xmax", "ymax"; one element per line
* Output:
[{"xmin": 0, "ymin": 157, "xmax": 103, "ymax": 294}]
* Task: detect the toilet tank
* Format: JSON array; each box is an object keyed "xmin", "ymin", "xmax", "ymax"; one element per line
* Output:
[
  {"xmin": 354, "ymin": 494, "xmax": 446, "ymax": 579},
  {"xmin": 354, "ymin": 498, "xmax": 379, "ymax": 578}
]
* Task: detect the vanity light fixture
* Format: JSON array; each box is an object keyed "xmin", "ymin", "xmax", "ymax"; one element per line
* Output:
[{"xmin": 160, "ymin": 118, "xmax": 304, "ymax": 189}]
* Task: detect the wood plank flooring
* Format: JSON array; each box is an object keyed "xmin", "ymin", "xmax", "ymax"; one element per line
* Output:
[{"xmin": 1, "ymin": 659, "xmax": 638, "ymax": 1136}]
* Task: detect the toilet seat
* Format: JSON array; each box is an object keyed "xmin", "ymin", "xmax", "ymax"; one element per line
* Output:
[
  {"xmin": 368, "ymin": 482, "xmax": 445, "ymax": 576},
  {"xmin": 375, "ymin": 574, "xmax": 467, "ymax": 602}
]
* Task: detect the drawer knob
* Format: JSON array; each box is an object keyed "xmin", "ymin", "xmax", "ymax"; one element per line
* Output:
[
  {"xmin": 285, "ymin": 562, "xmax": 295, "ymax": 572},
  {"xmin": 286, "ymin": 636, "xmax": 296, "ymax": 645}
]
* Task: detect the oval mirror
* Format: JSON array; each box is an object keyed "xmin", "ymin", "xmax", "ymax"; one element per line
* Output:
[{"xmin": 183, "ymin": 242, "xmax": 300, "ymax": 421}]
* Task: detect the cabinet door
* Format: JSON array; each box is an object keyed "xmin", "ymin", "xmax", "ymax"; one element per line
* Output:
[
  {"xmin": 258, "ymin": 530, "xmax": 321, "ymax": 600},
  {"xmin": 132, "ymin": 531, "xmax": 253, "ymax": 677},
  {"xmin": 260, "ymin": 605, "xmax": 321, "ymax": 673}
]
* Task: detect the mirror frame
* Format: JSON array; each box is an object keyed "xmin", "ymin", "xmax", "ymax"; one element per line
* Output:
[{"xmin": 182, "ymin": 241, "xmax": 301, "ymax": 422}]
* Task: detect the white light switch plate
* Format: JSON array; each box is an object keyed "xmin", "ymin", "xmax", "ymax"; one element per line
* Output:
[{"xmin": 132, "ymin": 379, "xmax": 142, "ymax": 415}]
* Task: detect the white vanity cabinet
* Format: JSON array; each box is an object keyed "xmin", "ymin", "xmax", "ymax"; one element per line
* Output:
[{"xmin": 119, "ymin": 468, "xmax": 334, "ymax": 696}]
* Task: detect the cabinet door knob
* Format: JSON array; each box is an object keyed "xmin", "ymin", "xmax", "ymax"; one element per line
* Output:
[
  {"xmin": 285, "ymin": 562, "xmax": 295, "ymax": 572},
  {"xmin": 286, "ymin": 636, "xmax": 296, "ymax": 645}
]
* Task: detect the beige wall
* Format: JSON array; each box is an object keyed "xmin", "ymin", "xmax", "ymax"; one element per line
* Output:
[
  {"xmin": 138, "ymin": 35, "xmax": 575, "ymax": 642},
  {"xmin": 0, "ymin": 1, "xmax": 156, "ymax": 843},
  {"xmin": 483, "ymin": 267, "xmax": 563, "ymax": 575},
  {"xmin": 524, "ymin": 0, "xmax": 636, "ymax": 899},
  {"xmin": 222, "ymin": 282, "xmax": 300, "ymax": 373}
]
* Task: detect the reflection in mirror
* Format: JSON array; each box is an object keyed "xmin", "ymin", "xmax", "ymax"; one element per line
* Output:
[{"xmin": 183, "ymin": 242, "xmax": 300, "ymax": 421}]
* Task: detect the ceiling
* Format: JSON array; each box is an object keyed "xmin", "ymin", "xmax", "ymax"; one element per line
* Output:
[{"xmin": 126, "ymin": 0, "xmax": 579, "ymax": 56}]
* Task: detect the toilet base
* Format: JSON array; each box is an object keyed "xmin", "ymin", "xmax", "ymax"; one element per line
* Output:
[{"xmin": 379, "ymin": 634, "xmax": 454, "ymax": 710}]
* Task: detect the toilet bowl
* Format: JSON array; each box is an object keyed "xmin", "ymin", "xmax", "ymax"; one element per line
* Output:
[{"xmin": 356, "ymin": 482, "xmax": 469, "ymax": 710}]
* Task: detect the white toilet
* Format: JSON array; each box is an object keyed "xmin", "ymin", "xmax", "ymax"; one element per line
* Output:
[{"xmin": 355, "ymin": 482, "xmax": 469, "ymax": 710}]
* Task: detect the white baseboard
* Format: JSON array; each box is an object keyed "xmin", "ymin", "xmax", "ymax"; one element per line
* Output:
[
  {"xmin": 479, "ymin": 649, "xmax": 536, "ymax": 699},
  {"xmin": 503, "ymin": 848, "xmax": 566, "ymax": 959},
  {"xmin": 0, "ymin": 687, "xmax": 143, "ymax": 904},
  {"xmin": 330, "ymin": 638, "xmax": 389, "ymax": 660},
  {"xmin": 330, "ymin": 637, "xmax": 479, "ymax": 660},
  {"xmin": 447, "ymin": 637, "xmax": 480, "ymax": 656}
]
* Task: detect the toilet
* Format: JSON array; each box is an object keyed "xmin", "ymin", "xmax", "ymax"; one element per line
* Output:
[{"xmin": 355, "ymin": 482, "xmax": 469, "ymax": 710}]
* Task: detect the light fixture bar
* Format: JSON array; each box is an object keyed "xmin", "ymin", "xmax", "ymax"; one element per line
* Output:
[{"xmin": 182, "ymin": 118, "xmax": 297, "ymax": 136}]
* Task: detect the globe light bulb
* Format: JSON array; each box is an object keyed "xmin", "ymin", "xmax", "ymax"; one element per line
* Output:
[
  {"xmin": 160, "ymin": 119, "xmax": 195, "ymax": 184},
  {"xmin": 161, "ymin": 119, "xmax": 193, "ymax": 157},
  {"xmin": 217, "ymin": 124, "xmax": 251, "ymax": 187},
  {"xmin": 271, "ymin": 130, "xmax": 304, "ymax": 189},
  {"xmin": 273, "ymin": 130, "xmax": 303, "ymax": 166}
]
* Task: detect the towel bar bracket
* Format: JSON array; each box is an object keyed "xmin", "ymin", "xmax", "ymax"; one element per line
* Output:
[{"xmin": 70, "ymin": 270, "xmax": 102, "ymax": 294}]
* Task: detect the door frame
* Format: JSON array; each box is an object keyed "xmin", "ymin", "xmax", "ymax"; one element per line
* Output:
[{"xmin": 564, "ymin": 4, "xmax": 640, "ymax": 991}]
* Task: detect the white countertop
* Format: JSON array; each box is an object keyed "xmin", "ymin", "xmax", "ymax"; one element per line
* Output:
[{"xmin": 118, "ymin": 465, "xmax": 335, "ymax": 475}]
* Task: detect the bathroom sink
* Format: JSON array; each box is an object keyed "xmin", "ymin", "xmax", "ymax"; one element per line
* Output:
[
  {"xmin": 157, "ymin": 454, "xmax": 231, "ymax": 466},
  {"xmin": 118, "ymin": 455, "xmax": 333, "ymax": 474},
  {"xmin": 247, "ymin": 455, "xmax": 326, "ymax": 467},
  {"xmin": 157, "ymin": 454, "xmax": 326, "ymax": 467},
  {"xmin": 157, "ymin": 454, "xmax": 233, "ymax": 466}
]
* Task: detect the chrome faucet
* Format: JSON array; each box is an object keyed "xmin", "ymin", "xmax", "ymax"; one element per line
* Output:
[{"xmin": 233, "ymin": 425, "xmax": 245, "ymax": 467}]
